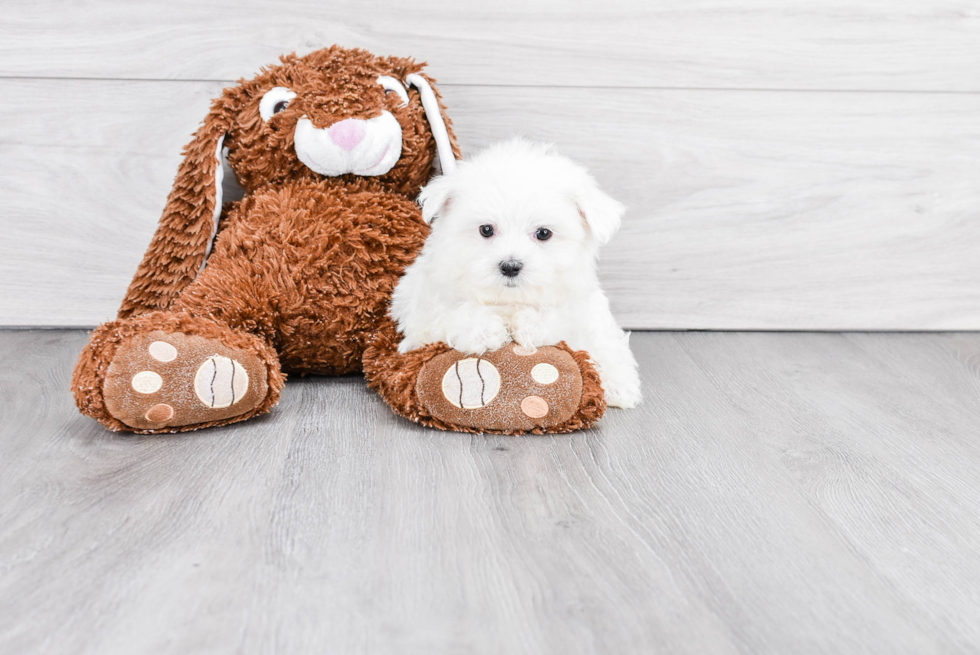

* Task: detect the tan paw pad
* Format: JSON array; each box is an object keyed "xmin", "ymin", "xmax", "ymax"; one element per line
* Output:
[
  {"xmin": 194, "ymin": 355, "xmax": 249, "ymax": 409},
  {"xmin": 145, "ymin": 404, "xmax": 175, "ymax": 423},
  {"xmin": 131, "ymin": 371, "xmax": 163, "ymax": 394},
  {"xmin": 441, "ymin": 357, "xmax": 501, "ymax": 409},
  {"xmin": 148, "ymin": 340, "xmax": 178, "ymax": 362},
  {"xmin": 531, "ymin": 363, "xmax": 559, "ymax": 385},
  {"xmin": 521, "ymin": 396, "xmax": 549, "ymax": 418}
]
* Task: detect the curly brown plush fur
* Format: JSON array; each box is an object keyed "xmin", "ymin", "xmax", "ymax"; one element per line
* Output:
[
  {"xmin": 116, "ymin": 48, "xmax": 451, "ymax": 321},
  {"xmin": 72, "ymin": 45, "xmax": 605, "ymax": 434}
]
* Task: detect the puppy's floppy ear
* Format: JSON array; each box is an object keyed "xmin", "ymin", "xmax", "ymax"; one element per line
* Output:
[
  {"xmin": 118, "ymin": 89, "xmax": 244, "ymax": 319},
  {"xmin": 574, "ymin": 176, "xmax": 625, "ymax": 247},
  {"xmin": 417, "ymin": 174, "xmax": 452, "ymax": 224}
]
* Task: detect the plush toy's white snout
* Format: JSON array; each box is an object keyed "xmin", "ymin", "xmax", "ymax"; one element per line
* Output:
[
  {"xmin": 290, "ymin": 74, "xmax": 457, "ymax": 178},
  {"xmin": 294, "ymin": 112, "xmax": 403, "ymax": 177},
  {"xmin": 328, "ymin": 119, "xmax": 367, "ymax": 151}
]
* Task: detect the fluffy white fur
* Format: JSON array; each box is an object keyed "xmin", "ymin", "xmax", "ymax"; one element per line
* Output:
[{"xmin": 391, "ymin": 138, "xmax": 641, "ymax": 409}]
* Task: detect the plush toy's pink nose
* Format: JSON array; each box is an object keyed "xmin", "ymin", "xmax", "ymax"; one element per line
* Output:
[{"xmin": 328, "ymin": 119, "xmax": 366, "ymax": 152}]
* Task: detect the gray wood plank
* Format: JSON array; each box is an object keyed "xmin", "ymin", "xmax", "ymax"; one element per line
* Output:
[
  {"xmin": 1, "ymin": 79, "xmax": 978, "ymax": 329},
  {"xmin": 2, "ymin": 0, "xmax": 979, "ymax": 92},
  {"xmin": 3, "ymin": 330, "xmax": 980, "ymax": 653},
  {"xmin": 672, "ymin": 331, "xmax": 980, "ymax": 650}
]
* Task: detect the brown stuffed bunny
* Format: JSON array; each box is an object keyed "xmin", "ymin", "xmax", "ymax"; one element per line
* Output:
[{"xmin": 72, "ymin": 46, "xmax": 605, "ymax": 435}]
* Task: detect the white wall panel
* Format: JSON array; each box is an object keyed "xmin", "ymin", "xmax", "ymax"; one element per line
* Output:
[
  {"xmin": 1, "ymin": 79, "xmax": 976, "ymax": 329},
  {"xmin": 1, "ymin": 0, "xmax": 978, "ymax": 91}
]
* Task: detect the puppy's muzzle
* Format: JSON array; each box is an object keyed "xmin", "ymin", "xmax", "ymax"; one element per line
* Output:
[{"xmin": 499, "ymin": 260, "xmax": 523, "ymax": 278}]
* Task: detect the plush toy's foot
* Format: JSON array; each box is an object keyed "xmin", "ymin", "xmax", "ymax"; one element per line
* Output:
[
  {"xmin": 417, "ymin": 343, "xmax": 603, "ymax": 433},
  {"xmin": 364, "ymin": 321, "xmax": 606, "ymax": 434},
  {"xmin": 73, "ymin": 313, "xmax": 284, "ymax": 433},
  {"xmin": 101, "ymin": 331, "xmax": 271, "ymax": 431}
]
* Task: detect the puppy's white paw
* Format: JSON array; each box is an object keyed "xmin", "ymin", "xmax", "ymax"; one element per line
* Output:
[
  {"xmin": 602, "ymin": 369, "xmax": 642, "ymax": 409},
  {"xmin": 605, "ymin": 384, "xmax": 642, "ymax": 409},
  {"xmin": 397, "ymin": 337, "xmax": 425, "ymax": 354},
  {"xmin": 511, "ymin": 309, "xmax": 546, "ymax": 353},
  {"xmin": 447, "ymin": 314, "xmax": 511, "ymax": 355},
  {"xmin": 512, "ymin": 327, "xmax": 541, "ymax": 354},
  {"xmin": 590, "ymin": 332, "xmax": 642, "ymax": 409}
]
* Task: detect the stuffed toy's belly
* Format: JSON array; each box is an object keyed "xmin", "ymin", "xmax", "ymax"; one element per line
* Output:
[{"xmin": 173, "ymin": 180, "xmax": 428, "ymax": 375}]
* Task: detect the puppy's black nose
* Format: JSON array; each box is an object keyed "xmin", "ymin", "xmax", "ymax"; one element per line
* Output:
[{"xmin": 499, "ymin": 260, "xmax": 523, "ymax": 278}]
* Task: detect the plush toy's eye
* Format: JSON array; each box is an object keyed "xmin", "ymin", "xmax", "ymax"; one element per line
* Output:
[
  {"xmin": 535, "ymin": 228, "xmax": 553, "ymax": 241},
  {"xmin": 377, "ymin": 75, "xmax": 409, "ymax": 107},
  {"xmin": 259, "ymin": 87, "xmax": 297, "ymax": 122},
  {"xmin": 479, "ymin": 225, "xmax": 495, "ymax": 238}
]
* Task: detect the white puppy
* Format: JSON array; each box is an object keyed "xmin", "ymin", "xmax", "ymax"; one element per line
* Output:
[{"xmin": 391, "ymin": 138, "xmax": 641, "ymax": 409}]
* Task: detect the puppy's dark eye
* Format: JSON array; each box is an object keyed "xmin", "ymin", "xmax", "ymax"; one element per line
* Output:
[
  {"xmin": 479, "ymin": 225, "xmax": 495, "ymax": 238},
  {"xmin": 535, "ymin": 228, "xmax": 553, "ymax": 241},
  {"xmin": 273, "ymin": 100, "xmax": 289, "ymax": 114}
]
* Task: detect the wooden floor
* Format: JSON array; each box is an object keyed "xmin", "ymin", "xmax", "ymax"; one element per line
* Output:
[{"xmin": 3, "ymin": 329, "xmax": 980, "ymax": 654}]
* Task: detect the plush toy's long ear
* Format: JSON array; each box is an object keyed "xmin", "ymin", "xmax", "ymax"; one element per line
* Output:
[
  {"xmin": 406, "ymin": 73, "xmax": 460, "ymax": 176},
  {"xmin": 117, "ymin": 91, "xmax": 241, "ymax": 319},
  {"xmin": 574, "ymin": 177, "xmax": 626, "ymax": 247}
]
